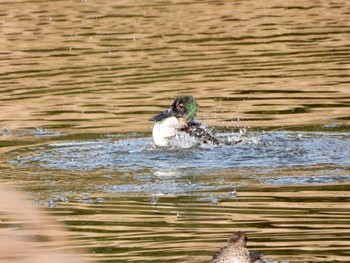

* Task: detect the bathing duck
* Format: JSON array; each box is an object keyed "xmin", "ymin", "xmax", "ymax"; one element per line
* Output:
[{"xmin": 149, "ymin": 96, "xmax": 219, "ymax": 147}]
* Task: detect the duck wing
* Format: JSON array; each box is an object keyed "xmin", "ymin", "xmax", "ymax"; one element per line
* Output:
[
  {"xmin": 249, "ymin": 251, "xmax": 264, "ymax": 263},
  {"xmin": 212, "ymin": 244, "xmax": 228, "ymax": 261},
  {"xmin": 182, "ymin": 121, "xmax": 220, "ymax": 145}
]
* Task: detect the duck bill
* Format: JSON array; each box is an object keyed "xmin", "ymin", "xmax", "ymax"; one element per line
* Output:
[{"xmin": 149, "ymin": 108, "xmax": 174, "ymax": 122}]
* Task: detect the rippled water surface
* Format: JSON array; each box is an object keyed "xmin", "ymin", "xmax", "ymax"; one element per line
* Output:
[{"xmin": 1, "ymin": 0, "xmax": 350, "ymax": 262}]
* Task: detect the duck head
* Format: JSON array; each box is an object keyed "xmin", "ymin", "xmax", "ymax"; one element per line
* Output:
[
  {"xmin": 227, "ymin": 231, "xmax": 248, "ymax": 247},
  {"xmin": 149, "ymin": 96, "xmax": 198, "ymax": 122}
]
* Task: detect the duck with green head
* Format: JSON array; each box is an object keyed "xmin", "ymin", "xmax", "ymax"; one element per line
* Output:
[{"xmin": 149, "ymin": 96, "xmax": 219, "ymax": 147}]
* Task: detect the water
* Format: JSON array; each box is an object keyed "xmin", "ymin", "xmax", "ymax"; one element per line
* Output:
[{"xmin": 1, "ymin": 0, "xmax": 350, "ymax": 262}]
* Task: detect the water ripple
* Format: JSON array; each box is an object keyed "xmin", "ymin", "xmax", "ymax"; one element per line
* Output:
[{"xmin": 13, "ymin": 132, "xmax": 350, "ymax": 173}]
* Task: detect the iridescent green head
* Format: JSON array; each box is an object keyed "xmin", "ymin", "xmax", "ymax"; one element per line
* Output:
[
  {"xmin": 149, "ymin": 96, "xmax": 198, "ymax": 122},
  {"xmin": 171, "ymin": 96, "xmax": 198, "ymax": 121}
]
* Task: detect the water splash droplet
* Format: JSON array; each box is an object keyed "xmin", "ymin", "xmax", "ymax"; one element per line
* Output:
[
  {"xmin": 150, "ymin": 196, "xmax": 158, "ymax": 205},
  {"xmin": 229, "ymin": 189, "xmax": 237, "ymax": 198},
  {"xmin": 48, "ymin": 199, "xmax": 56, "ymax": 208}
]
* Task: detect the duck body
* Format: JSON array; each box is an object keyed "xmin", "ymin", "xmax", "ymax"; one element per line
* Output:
[
  {"xmin": 149, "ymin": 96, "xmax": 219, "ymax": 147},
  {"xmin": 151, "ymin": 117, "xmax": 219, "ymax": 147},
  {"xmin": 212, "ymin": 231, "xmax": 264, "ymax": 263},
  {"xmin": 151, "ymin": 116, "xmax": 187, "ymax": 147}
]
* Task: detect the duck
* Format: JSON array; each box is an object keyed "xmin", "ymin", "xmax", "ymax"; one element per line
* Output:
[
  {"xmin": 149, "ymin": 96, "xmax": 220, "ymax": 147},
  {"xmin": 212, "ymin": 231, "xmax": 264, "ymax": 263}
]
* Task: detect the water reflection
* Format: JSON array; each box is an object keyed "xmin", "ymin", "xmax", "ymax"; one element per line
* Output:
[
  {"xmin": 0, "ymin": 0, "xmax": 350, "ymax": 134},
  {"xmin": 44, "ymin": 184, "xmax": 350, "ymax": 263}
]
